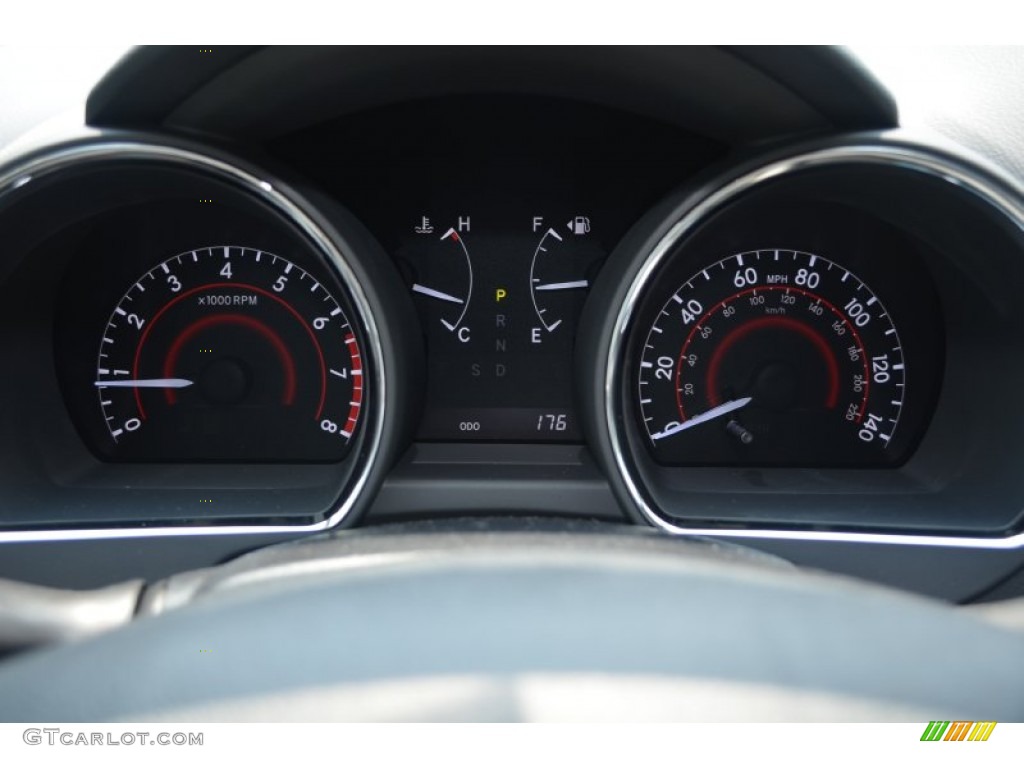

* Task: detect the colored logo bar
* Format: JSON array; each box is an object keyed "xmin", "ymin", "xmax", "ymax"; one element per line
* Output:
[{"xmin": 920, "ymin": 721, "xmax": 997, "ymax": 741}]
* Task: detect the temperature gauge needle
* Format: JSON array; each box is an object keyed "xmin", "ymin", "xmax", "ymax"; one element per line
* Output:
[
  {"xmin": 650, "ymin": 397, "xmax": 753, "ymax": 441},
  {"xmin": 412, "ymin": 283, "xmax": 464, "ymax": 304},
  {"xmin": 94, "ymin": 378, "xmax": 194, "ymax": 388}
]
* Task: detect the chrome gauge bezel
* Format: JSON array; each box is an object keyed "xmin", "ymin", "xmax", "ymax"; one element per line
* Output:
[
  {"xmin": 0, "ymin": 136, "xmax": 390, "ymax": 541},
  {"xmin": 600, "ymin": 138, "xmax": 1024, "ymax": 548}
]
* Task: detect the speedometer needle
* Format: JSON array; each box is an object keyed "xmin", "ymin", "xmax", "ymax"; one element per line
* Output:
[
  {"xmin": 650, "ymin": 397, "xmax": 753, "ymax": 441},
  {"xmin": 94, "ymin": 378, "xmax": 194, "ymax": 388}
]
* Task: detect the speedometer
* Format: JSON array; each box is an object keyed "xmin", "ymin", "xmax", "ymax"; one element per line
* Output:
[{"xmin": 637, "ymin": 249, "xmax": 907, "ymax": 466}]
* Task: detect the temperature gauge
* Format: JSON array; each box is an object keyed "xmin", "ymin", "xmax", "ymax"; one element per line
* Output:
[{"xmin": 408, "ymin": 220, "xmax": 474, "ymax": 342}]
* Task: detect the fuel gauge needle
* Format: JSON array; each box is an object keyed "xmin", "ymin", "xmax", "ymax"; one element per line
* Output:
[
  {"xmin": 650, "ymin": 396, "xmax": 753, "ymax": 441},
  {"xmin": 534, "ymin": 280, "xmax": 589, "ymax": 291},
  {"xmin": 94, "ymin": 378, "xmax": 194, "ymax": 388}
]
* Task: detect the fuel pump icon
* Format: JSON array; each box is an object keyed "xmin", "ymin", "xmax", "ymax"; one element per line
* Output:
[{"xmin": 568, "ymin": 216, "xmax": 590, "ymax": 235}]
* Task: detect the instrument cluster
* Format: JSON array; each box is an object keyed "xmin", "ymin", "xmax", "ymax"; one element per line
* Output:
[{"xmin": 0, "ymin": 97, "xmax": 1023, "ymax": 545}]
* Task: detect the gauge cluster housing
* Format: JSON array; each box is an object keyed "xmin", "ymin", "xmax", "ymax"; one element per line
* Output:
[
  {"xmin": 0, "ymin": 47, "xmax": 1023, "ymax": 604},
  {"xmin": 0, "ymin": 137, "xmax": 422, "ymax": 532},
  {"xmin": 578, "ymin": 139, "xmax": 1024, "ymax": 540}
]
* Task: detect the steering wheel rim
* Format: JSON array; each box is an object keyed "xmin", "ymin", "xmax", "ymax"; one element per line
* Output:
[{"xmin": 1, "ymin": 524, "xmax": 1022, "ymax": 722}]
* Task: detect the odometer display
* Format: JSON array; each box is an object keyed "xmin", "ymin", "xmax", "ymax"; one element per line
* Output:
[
  {"xmin": 637, "ymin": 249, "xmax": 907, "ymax": 466},
  {"xmin": 95, "ymin": 245, "xmax": 365, "ymax": 461}
]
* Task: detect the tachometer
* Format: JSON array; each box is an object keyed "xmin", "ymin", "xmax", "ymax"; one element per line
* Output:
[
  {"xmin": 637, "ymin": 249, "xmax": 905, "ymax": 466},
  {"xmin": 95, "ymin": 245, "xmax": 365, "ymax": 461}
]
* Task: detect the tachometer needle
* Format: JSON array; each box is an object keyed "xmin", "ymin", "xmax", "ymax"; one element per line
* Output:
[
  {"xmin": 94, "ymin": 378, "xmax": 194, "ymax": 388},
  {"xmin": 412, "ymin": 283, "xmax": 464, "ymax": 304},
  {"xmin": 650, "ymin": 397, "xmax": 753, "ymax": 441},
  {"xmin": 534, "ymin": 280, "xmax": 589, "ymax": 291}
]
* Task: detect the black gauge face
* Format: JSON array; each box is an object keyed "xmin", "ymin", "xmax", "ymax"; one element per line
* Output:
[
  {"xmin": 397, "ymin": 215, "xmax": 604, "ymax": 441},
  {"xmin": 637, "ymin": 249, "xmax": 910, "ymax": 466},
  {"xmin": 95, "ymin": 245, "xmax": 365, "ymax": 461}
]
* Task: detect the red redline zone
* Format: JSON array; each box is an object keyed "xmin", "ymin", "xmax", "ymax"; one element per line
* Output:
[{"xmin": 343, "ymin": 334, "xmax": 363, "ymax": 435}]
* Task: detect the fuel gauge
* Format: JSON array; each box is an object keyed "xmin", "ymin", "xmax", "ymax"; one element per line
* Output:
[{"xmin": 527, "ymin": 216, "xmax": 604, "ymax": 343}]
